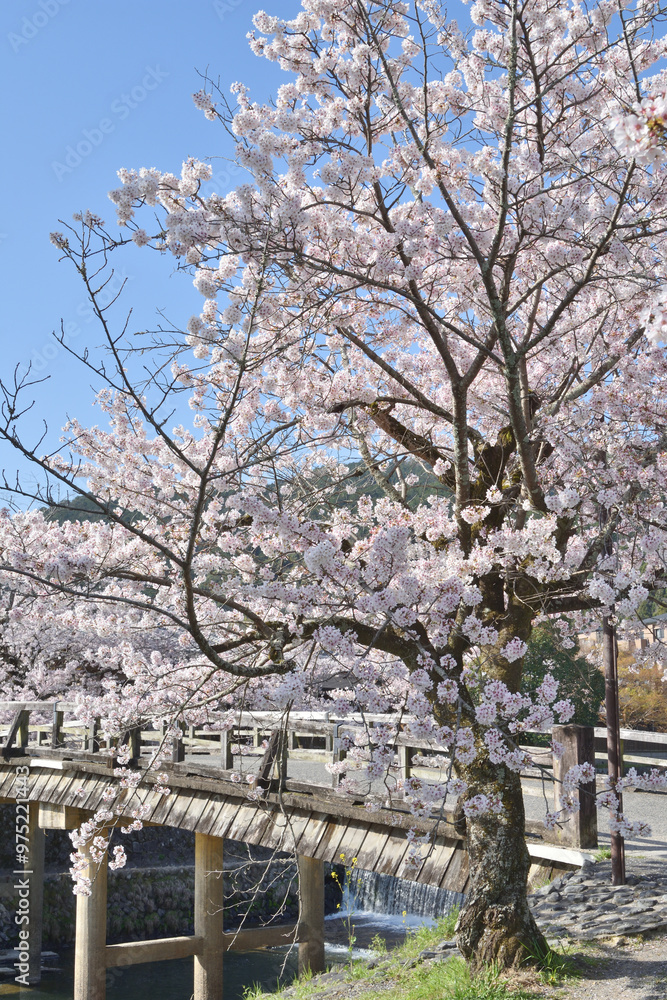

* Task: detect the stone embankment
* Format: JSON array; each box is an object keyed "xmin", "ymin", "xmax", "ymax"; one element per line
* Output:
[
  {"xmin": 0, "ymin": 840, "xmax": 342, "ymax": 949},
  {"xmin": 529, "ymin": 858, "xmax": 667, "ymax": 941},
  {"xmin": 421, "ymin": 858, "xmax": 667, "ymax": 957},
  {"xmin": 419, "ymin": 857, "xmax": 667, "ymax": 958}
]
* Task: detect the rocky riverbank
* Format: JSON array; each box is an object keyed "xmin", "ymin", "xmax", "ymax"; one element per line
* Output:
[{"xmin": 529, "ymin": 857, "xmax": 667, "ymax": 940}]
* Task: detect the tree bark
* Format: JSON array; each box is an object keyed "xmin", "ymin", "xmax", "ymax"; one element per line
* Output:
[{"xmin": 455, "ymin": 761, "xmax": 548, "ymax": 970}]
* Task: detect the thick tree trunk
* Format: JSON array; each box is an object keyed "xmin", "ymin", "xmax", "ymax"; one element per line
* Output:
[{"xmin": 455, "ymin": 760, "xmax": 549, "ymax": 970}]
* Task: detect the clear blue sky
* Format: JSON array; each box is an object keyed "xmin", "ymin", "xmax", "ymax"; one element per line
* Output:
[{"xmin": 0, "ymin": 0, "xmax": 286, "ymax": 496}]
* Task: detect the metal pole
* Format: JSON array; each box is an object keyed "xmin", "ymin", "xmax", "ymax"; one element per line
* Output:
[{"xmin": 602, "ymin": 615, "xmax": 625, "ymax": 885}]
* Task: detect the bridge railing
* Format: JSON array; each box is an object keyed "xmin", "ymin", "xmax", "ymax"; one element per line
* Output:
[
  {"xmin": 2, "ymin": 701, "xmax": 665, "ymax": 778},
  {"xmin": 6, "ymin": 701, "xmax": 665, "ymax": 850}
]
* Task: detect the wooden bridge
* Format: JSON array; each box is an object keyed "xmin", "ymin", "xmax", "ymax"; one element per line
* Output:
[{"xmin": 2, "ymin": 703, "xmax": 663, "ymax": 999}]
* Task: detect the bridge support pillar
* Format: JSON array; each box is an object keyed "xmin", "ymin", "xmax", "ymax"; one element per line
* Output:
[
  {"xmin": 74, "ymin": 829, "xmax": 108, "ymax": 1000},
  {"xmin": 552, "ymin": 724, "xmax": 598, "ymax": 849},
  {"xmin": 194, "ymin": 832, "xmax": 224, "ymax": 1000},
  {"xmin": 298, "ymin": 855, "xmax": 325, "ymax": 975}
]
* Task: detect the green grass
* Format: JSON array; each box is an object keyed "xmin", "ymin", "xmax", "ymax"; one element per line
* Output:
[
  {"xmin": 593, "ymin": 847, "xmax": 612, "ymax": 861},
  {"xmin": 520, "ymin": 937, "xmax": 580, "ymax": 987},
  {"xmin": 396, "ymin": 912, "xmax": 459, "ymax": 958},
  {"xmin": 244, "ymin": 958, "xmax": 539, "ymax": 1000},
  {"xmin": 242, "ymin": 909, "xmax": 543, "ymax": 1000},
  {"xmin": 243, "ymin": 985, "xmax": 267, "ymax": 999},
  {"xmin": 527, "ymin": 873, "xmax": 555, "ymax": 893},
  {"xmin": 346, "ymin": 955, "xmax": 538, "ymax": 1000}
]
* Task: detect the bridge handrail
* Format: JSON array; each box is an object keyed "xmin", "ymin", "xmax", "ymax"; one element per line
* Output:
[
  {"xmin": 1, "ymin": 701, "xmax": 666, "ymax": 738},
  {"xmin": 0, "ymin": 701, "xmax": 78, "ymax": 712},
  {"xmin": 0, "ymin": 701, "xmax": 665, "ymax": 737},
  {"xmin": 1, "ymin": 702, "xmax": 665, "ymax": 773}
]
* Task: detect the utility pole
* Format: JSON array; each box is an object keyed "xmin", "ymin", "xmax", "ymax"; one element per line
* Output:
[
  {"xmin": 602, "ymin": 614, "xmax": 625, "ymax": 884},
  {"xmin": 601, "ymin": 497, "xmax": 625, "ymax": 886}
]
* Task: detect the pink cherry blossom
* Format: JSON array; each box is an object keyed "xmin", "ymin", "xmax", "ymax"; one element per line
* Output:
[{"xmin": 2, "ymin": 0, "xmax": 667, "ymax": 968}]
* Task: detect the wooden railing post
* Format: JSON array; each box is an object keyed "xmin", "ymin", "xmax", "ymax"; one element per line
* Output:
[
  {"xmin": 87, "ymin": 718, "xmax": 101, "ymax": 753},
  {"xmin": 220, "ymin": 728, "xmax": 234, "ymax": 770},
  {"xmin": 124, "ymin": 725, "xmax": 141, "ymax": 762},
  {"xmin": 257, "ymin": 729, "xmax": 286, "ymax": 788},
  {"xmin": 18, "ymin": 709, "xmax": 29, "ymax": 748},
  {"xmin": 172, "ymin": 723, "xmax": 186, "ymax": 763},
  {"xmin": 298, "ymin": 855, "xmax": 325, "ymax": 975},
  {"xmin": 552, "ymin": 724, "xmax": 598, "ymax": 849},
  {"xmin": 398, "ymin": 744, "xmax": 412, "ymax": 782},
  {"xmin": 2, "ymin": 708, "xmax": 30, "ymax": 757},
  {"xmin": 330, "ymin": 723, "xmax": 346, "ymax": 788},
  {"xmin": 279, "ymin": 728, "xmax": 288, "ymax": 788},
  {"xmin": 51, "ymin": 707, "xmax": 64, "ymax": 748},
  {"xmin": 74, "ymin": 829, "xmax": 108, "ymax": 1000},
  {"xmin": 194, "ymin": 833, "xmax": 224, "ymax": 1000}
]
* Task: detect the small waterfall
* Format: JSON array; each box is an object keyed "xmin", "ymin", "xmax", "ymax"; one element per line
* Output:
[{"xmin": 349, "ymin": 869, "xmax": 464, "ymax": 919}]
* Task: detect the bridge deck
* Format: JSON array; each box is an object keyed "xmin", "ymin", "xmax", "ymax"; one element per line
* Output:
[
  {"xmin": 0, "ymin": 723, "xmax": 596, "ymax": 1000},
  {"xmin": 0, "ymin": 700, "xmax": 606, "ymax": 890},
  {"xmin": 0, "ymin": 753, "xmax": 470, "ymax": 891}
]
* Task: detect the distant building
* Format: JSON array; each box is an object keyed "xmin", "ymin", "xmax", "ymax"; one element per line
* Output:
[{"xmin": 579, "ymin": 613, "xmax": 667, "ymax": 654}]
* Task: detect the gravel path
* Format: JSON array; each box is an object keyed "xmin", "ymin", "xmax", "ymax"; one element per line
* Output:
[{"xmin": 545, "ymin": 933, "xmax": 667, "ymax": 1000}]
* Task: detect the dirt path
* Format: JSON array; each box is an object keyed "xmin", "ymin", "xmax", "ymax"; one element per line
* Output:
[{"xmin": 544, "ymin": 933, "xmax": 667, "ymax": 1000}]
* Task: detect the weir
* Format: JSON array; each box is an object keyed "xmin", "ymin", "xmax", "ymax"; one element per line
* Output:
[
  {"xmin": 0, "ymin": 704, "xmax": 603, "ymax": 999},
  {"xmin": 349, "ymin": 868, "xmax": 466, "ymax": 919}
]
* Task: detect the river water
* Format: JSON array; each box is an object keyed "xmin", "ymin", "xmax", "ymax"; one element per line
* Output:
[
  {"xmin": 0, "ymin": 948, "xmax": 299, "ymax": 999},
  {"xmin": 0, "ymin": 923, "xmax": 418, "ymax": 1000},
  {"xmin": 0, "ymin": 870, "xmax": 458, "ymax": 999}
]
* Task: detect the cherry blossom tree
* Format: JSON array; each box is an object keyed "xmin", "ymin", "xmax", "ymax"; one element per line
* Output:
[{"xmin": 3, "ymin": 0, "xmax": 667, "ymax": 970}]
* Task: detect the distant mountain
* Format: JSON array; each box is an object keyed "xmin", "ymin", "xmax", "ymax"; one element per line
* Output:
[
  {"xmin": 41, "ymin": 494, "xmax": 135, "ymax": 526},
  {"xmin": 38, "ymin": 458, "xmax": 446, "ymax": 530}
]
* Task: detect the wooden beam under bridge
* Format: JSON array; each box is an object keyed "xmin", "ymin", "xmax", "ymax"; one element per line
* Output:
[
  {"xmin": 105, "ymin": 922, "xmax": 305, "ymax": 968},
  {"xmin": 73, "ymin": 830, "xmax": 323, "ymax": 999}
]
